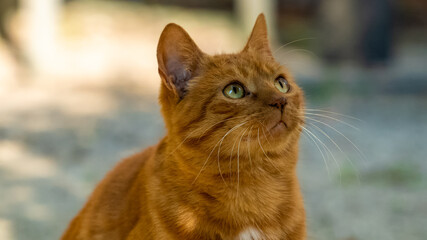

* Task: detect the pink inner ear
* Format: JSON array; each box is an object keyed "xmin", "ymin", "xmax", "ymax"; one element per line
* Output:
[
  {"xmin": 166, "ymin": 55, "xmax": 192, "ymax": 97},
  {"xmin": 157, "ymin": 23, "xmax": 203, "ymax": 98}
]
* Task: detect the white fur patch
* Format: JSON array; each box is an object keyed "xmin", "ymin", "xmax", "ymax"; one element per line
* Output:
[{"xmin": 236, "ymin": 227, "xmax": 263, "ymax": 240}]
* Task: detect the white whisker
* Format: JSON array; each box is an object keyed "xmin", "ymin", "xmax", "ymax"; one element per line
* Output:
[
  {"xmin": 304, "ymin": 116, "xmax": 367, "ymax": 163},
  {"xmin": 237, "ymin": 127, "xmax": 249, "ymax": 196},
  {"xmin": 303, "ymin": 108, "xmax": 363, "ymax": 122},
  {"xmin": 308, "ymin": 122, "xmax": 361, "ymax": 185},
  {"xmin": 247, "ymin": 126, "xmax": 254, "ymax": 169},
  {"xmin": 168, "ymin": 127, "xmax": 202, "ymax": 156},
  {"xmin": 273, "ymin": 37, "xmax": 316, "ymax": 55},
  {"xmin": 198, "ymin": 115, "xmax": 248, "ymax": 141},
  {"xmin": 169, "ymin": 115, "xmax": 248, "ymax": 157},
  {"xmin": 300, "ymin": 125, "xmax": 330, "ymax": 178},
  {"xmin": 257, "ymin": 128, "xmax": 282, "ymax": 174},
  {"xmin": 192, "ymin": 121, "xmax": 248, "ymax": 185},
  {"xmin": 258, "ymin": 120, "xmax": 272, "ymax": 146},
  {"xmin": 229, "ymin": 128, "xmax": 243, "ymax": 184},
  {"xmin": 303, "ymin": 112, "xmax": 360, "ymax": 131},
  {"xmin": 302, "ymin": 125, "xmax": 342, "ymax": 182}
]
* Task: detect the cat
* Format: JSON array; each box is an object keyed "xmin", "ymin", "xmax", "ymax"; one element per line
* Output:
[{"xmin": 61, "ymin": 13, "xmax": 306, "ymax": 240}]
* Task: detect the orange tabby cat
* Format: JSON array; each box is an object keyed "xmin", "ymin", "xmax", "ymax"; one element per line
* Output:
[{"xmin": 61, "ymin": 14, "xmax": 306, "ymax": 240}]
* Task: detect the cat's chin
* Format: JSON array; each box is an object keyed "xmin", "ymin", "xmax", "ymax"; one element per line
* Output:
[{"xmin": 269, "ymin": 121, "xmax": 288, "ymax": 136}]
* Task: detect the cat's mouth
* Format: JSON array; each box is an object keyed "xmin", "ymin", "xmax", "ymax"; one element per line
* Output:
[
  {"xmin": 270, "ymin": 120, "xmax": 288, "ymax": 135},
  {"xmin": 274, "ymin": 120, "xmax": 287, "ymax": 128}
]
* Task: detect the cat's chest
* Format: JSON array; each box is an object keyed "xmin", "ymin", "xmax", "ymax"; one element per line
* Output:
[
  {"xmin": 220, "ymin": 179, "xmax": 286, "ymax": 216},
  {"xmin": 235, "ymin": 227, "xmax": 263, "ymax": 240}
]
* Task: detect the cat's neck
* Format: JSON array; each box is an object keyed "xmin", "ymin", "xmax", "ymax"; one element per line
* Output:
[
  {"xmin": 150, "ymin": 136, "xmax": 304, "ymax": 238},
  {"xmin": 161, "ymin": 134, "xmax": 300, "ymax": 190}
]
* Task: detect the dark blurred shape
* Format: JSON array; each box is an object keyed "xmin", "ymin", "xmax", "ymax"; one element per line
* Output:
[
  {"xmin": 317, "ymin": 0, "xmax": 394, "ymax": 65},
  {"xmin": 396, "ymin": 0, "xmax": 427, "ymax": 30},
  {"xmin": 143, "ymin": 0, "xmax": 233, "ymax": 10},
  {"xmin": 0, "ymin": 0, "xmax": 24, "ymax": 63},
  {"xmin": 276, "ymin": 0, "xmax": 318, "ymax": 44},
  {"xmin": 317, "ymin": 0, "xmax": 358, "ymax": 63},
  {"xmin": 358, "ymin": 0, "xmax": 393, "ymax": 66},
  {"xmin": 0, "ymin": 0, "xmax": 17, "ymax": 41}
]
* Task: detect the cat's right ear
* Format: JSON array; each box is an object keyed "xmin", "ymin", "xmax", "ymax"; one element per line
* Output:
[
  {"xmin": 157, "ymin": 23, "xmax": 204, "ymax": 99},
  {"xmin": 243, "ymin": 13, "xmax": 273, "ymax": 59}
]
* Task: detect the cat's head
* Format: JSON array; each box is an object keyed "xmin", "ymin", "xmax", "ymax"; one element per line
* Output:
[{"xmin": 157, "ymin": 14, "xmax": 304, "ymax": 157}]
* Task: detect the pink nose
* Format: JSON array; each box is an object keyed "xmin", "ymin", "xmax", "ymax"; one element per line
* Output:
[{"xmin": 268, "ymin": 97, "xmax": 287, "ymax": 112}]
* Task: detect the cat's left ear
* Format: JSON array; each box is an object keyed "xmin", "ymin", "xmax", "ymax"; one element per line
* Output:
[
  {"xmin": 243, "ymin": 13, "xmax": 273, "ymax": 58},
  {"xmin": 157, "ymin": 23, "xmax": 204, "ymax": 99}
]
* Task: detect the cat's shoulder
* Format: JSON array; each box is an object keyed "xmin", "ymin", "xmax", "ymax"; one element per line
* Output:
[
  {"xmin": 61, "ymin": 144, "xmax": 159, "ymax": 239},
  {"xmin": 105, "ymin": 144, "xmax": 158, "ymax": 182}
]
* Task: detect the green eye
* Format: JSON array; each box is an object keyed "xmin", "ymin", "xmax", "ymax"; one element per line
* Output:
[
  {"xmin": 223, "ymin": 83, "xmax": 245, "ymax": 99},
  {"xmin": 275, "ymin": 76, "xmax": 290, "ymax": 93}
]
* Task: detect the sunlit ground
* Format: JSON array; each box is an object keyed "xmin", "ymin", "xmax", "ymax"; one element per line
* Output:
[{"xmin": 1, "ymin": 1, "xmax": 427, "ymax": 240}]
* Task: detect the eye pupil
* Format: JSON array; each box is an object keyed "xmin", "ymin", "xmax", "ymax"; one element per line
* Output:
[
  {"xmin": 275, "ymin": 76, "xmax": 290, "ymax": 93},
  {"xmin": 223, "ymin": 83, "xmax": 245, "ymax": 99}
]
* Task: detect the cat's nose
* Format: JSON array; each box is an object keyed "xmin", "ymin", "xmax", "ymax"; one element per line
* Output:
[{"xmin": 268, "ymin": 97, "xmax": 287, "ymax": 112}]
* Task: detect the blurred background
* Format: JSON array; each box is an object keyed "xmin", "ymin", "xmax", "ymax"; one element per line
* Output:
[{"xmin": 1, "ymin": 0, "xmax": 426, "ymax": 239}]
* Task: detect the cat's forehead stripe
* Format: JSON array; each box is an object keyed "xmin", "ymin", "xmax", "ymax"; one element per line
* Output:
[{"xmin": 209, "ymin": 53, "xmax": 280, "ymax": 80}]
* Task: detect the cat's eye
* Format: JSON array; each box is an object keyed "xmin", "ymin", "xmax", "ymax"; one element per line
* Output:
[
  {"xmin": 223, "ymin": 83, "xmax": 245, "ymax": 99},
  {"xmin": 275, "ymin": 76, "xmax": 290, "ymax": 93}
]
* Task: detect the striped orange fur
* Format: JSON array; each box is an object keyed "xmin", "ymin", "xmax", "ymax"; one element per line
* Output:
[{"xmin": 61, "ymin": 14, "xmax": 306, "ymax": 240}]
